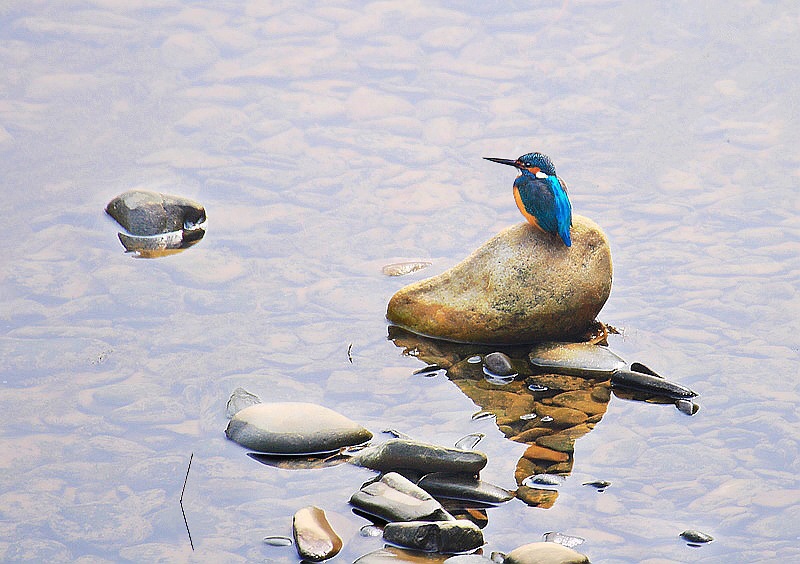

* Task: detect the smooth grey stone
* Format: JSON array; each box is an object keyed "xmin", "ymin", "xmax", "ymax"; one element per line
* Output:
[
  {"xmin": 225, "ymin": 402, "xmax": 372, "ymax": 454},
  {"xmin": 504, "ymin": 542, "xmax": 589, "ymax": 564},
  {"xmin": 106, "ymin": 189, "xmax": 206, "ymax": 236},
  {"xmin": 611, "ymin": 369, "xmax": 697, "ymax": 399},
  {"xmin": 349, "ymin": 472, "xmax": 454, "ymax": 523},
  {"xmin": 483, "ymin": 352, "xmax": 515, "ymax": 376},
  {"xmin": 348, "ymin": 439, "xmax": 487, "ymax": 474},
  {"xmin": 417, "ymin": 473, "xmax": 513, "ymax": 504},
  {"xmin": 383, "ymin": 520, "xmax": 484, "ymax": 554},
  {"xmin": 386, "ymin": 217, "xmax": 612, "ymax": 344},
  {"xmin": 292, "ymin": 506, "xmax": 342, "ymax": 562},
  {"xmin": 529, "ymin": 342, "xmax": 627, "ymax": 377}
]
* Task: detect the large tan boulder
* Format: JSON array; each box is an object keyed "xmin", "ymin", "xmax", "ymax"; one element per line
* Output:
[{"xmin": 386, "ymin": 215, "xmax": 612, "ymax": 344}]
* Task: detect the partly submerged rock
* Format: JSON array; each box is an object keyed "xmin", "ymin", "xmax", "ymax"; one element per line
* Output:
[
  {"xmin": 106, "ymin": 190, "xmax": 206, "ymax": 236},
  {"xmin": 504, "ymin": 541, "xmax": 590, "ymax": 564},
  {"xmin": 386, "ymin": 217, "xmax": 612, "ymax": 344},
  {"xmin": 483, "ymin": 352, "xmax": 516, "ymax": 377},
  {"xmin": 416, "ymin": 473, "xmax": 513, "ymax": 505},
  {"xmin": 529, "ymin": 342, "xmax": 626, "ymax": 378},
  {"xmin": 225, "ymin": 402, "xmax": 372, "ymax": 454},
  {"xmin": 680, "ymin": 529, "xmax": 714, "ymax": 544},
  {"xmin": 292, "ymin": 506, "xmax": 342, "ymax": 562},
  {"xmin": 348, "ymin": 439, "xmax": 487, "ymax": 474},
  {"xmin": 610, "ymin": 368, "xmax": 697, "ymax": 399},
  {"xmin": 383, "ymin": 520, "xmax": 484, "ymax": 554},
  {"xmin": 350, "ymin": 472, "xmax": 454, "ymax": 523}
]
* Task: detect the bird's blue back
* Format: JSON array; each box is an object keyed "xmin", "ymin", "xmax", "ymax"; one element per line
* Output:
[{"xmin": 514, "ymin": 172, "xmax": 573, "ymax": 247}]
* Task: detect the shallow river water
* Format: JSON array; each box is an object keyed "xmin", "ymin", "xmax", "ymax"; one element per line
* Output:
[{"xmin": 1, "ymin": 2, "xmax": 799, "ymax": 563}]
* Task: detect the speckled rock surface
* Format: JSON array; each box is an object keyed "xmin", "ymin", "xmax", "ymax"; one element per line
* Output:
[{"xmin": 386, "ymin": 216, "xmax": 612, "ymax": 344}]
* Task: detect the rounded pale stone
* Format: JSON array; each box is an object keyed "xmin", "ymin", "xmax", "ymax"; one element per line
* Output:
[
  {"xmin": 387, "ymin": 216, "xmax": 612, "ymax": 344},
  {"xmin": 225, "ymin": 402, "xmax": 372, "ymax": 454},
  {"xmin": 505, "ymin": 542, "xmax": 590, "ymax": 564}
]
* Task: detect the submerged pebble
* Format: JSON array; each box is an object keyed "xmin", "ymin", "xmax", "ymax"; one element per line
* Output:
[
  {"xmin": 225, "ymin": 402, "xmax": 372, "ymax": 454},
  {"xmin": 292, "ymin": 506, "xmax": 343, "ymax": 562},
  {"xmin": 522, "ymin": 474, "xmax": 564, "ymax": 488},
  {"xmin": 383, "ymin": 520, "xmax": 484, "ymax": 554},
  {"xmin": 680, "ymin": 530, "xmax": 714, "ymax": 544},
  {"xmin": 454, "ymin": 433, "xmax": 484, "ymax": 451},
  {"xmin": 263, "ymin": 535, "xmax": 293, "ymax": 547},
  {"xmin": 543, "ymin": 531, "xmax": 585, "ymax": 549},
  {"xmin": 582, "ymin": 480, "xmax": 611, "ymax": 491},
  {"xmin": 483, "ymin": 352, "xmax": 516, "ymax": 376}
]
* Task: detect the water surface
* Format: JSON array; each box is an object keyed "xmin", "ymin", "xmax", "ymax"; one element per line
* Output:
[{"xmin": 1, "ymin": 2, "xmax": 798, "ymax": 562}]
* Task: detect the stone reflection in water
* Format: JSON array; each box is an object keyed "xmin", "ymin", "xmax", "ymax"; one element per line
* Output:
[{"xmin": 388, "ymin": 326, "xmax": 611, "ymax": 508}]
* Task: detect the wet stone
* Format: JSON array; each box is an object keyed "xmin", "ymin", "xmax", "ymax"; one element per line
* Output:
[
  {"xmin": 680, "ymin": 529, "xmax": 714, "ymax": 544},
  {"xmin": 514, "ymin": 487, "xmax": 559, "ymax": 509},
  {"xmin": 532, "ymin": 406, "xmax": 588, "ymax": 428},
  {"xmin": 548, "ymin": 389, "xmax": 608, "ymax": 415},
  {"xmin": 417, "ymin": 473, "xmax": 514, "ymax": 504},
  {"xmin": 483, "ymin": 352, "xmax": 516, "ymax": 376},
  {"xmin": 106, "ymin": 189, "xmax": 206, "ymax": 236},
  {"xmin": 386, "ymin": 217, "xmax": 613, "ymax": 344},
  {"xmin": 535, "ymin": 434, "xmax": 576, "ymax": 454},
  {"xmin": 611, "ymin": 369, "xmax": 697, "ymax": 399},
  {"xmin": 383, "ymin": 520, "xmax": 484, "ymax": 554},
  {"xmin": 529, "ymin": 342, "xmax": 627, "ymax": 377},
  {"xmin": 522, "ymin": 444, "xmax": 570, "ymax": 463},
  {"xmin": 292, "ymin": 506, "xmax": 342, "ymax": 562},
  {"xmin": 349, "ymin": 472, "xmax": 455, "ymax": 523},
  {"xmin": 349, "ymin": 439, "xmax": 487, "ymax": 474},
  {"xmin": 504, "ymin": 541, "xmax": 590, "ymax": 564},
  {"xmin": 225, "ymin": 402, "xmax": 372, "ymax": 454}
]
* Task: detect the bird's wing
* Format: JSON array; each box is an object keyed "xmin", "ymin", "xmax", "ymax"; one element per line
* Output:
[{"xmin": 515, "ymin": 175, "xmax": 559, "ymax": 234}]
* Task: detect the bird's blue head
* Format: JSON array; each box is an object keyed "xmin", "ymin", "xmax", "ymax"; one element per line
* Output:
[{"xmin": 484, "ymin": 152, "xmax": 557, "ymax": 177}]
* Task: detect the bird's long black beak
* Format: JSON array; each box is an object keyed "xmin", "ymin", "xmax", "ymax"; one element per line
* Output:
[{"xmin": 484, "ymin": 157, "xmax": 520, "ymax": 168}]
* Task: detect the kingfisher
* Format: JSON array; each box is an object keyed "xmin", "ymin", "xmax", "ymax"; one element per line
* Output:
[{"xmin": 484, "ymin": 152, "xmax": 573, "ymax": 247}]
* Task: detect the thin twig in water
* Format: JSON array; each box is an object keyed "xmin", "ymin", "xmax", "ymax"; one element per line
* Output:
[
  {"xmin": 347, "ymin": 342, "xmax": 353, "ymax": 363},
  {"xmin": 180, "ymin": 453, "xmax": 194, "ymax": 551}
]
